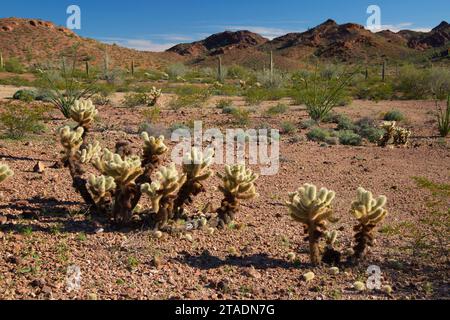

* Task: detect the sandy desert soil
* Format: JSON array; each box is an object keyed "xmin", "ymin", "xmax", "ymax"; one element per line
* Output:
[{"xmin": 0, "ymin": 84, "xmax": 449, "ymax": 300}]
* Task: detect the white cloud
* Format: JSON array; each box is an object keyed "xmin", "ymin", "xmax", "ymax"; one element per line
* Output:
[
  {"xmin": 98, "ymin": 37, "xmax": 177, "ymax": 52},
  {"xmin": 366, "ymin": 22, "xmax": 432, "ymax": 33},
  {"xmin": 223, "ymin": 26, "xmax": 302, "ymax": 39}
]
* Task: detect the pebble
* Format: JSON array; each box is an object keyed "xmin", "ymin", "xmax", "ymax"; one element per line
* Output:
[
  {"xmin": 303, "ymin": 272, "xmax": 315, "ymax": 282},
  {"xmin": 329, "ymin": 267, "xmax": 340, "ymax": 275}
]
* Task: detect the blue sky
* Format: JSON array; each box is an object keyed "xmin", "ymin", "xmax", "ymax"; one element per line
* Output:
[{"xmin": 1, "ymin": 0, "xmax": 448, "ymax": 51}]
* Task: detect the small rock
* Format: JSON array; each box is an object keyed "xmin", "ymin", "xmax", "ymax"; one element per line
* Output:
[
  {"xmin": 94, "ymin": 228, "xmax": 104, "ymax": 234},
  {"xmin": 303, "ymin": 271, "xmax": 315, "ymax": 282},
  {"xmin": 33, "ymin": 161, "xmax": 45, "ymax": 173},
  {"xmin": 87, "ymin": 293, "xmax": 98, "ymax": 300},
  {"xmin": 217, "ymin": 280, "xmax": 231, "ymax": 294},
  {"xmin": 329, "ymin": 267, "xmax": 340, "ymax": 275},
  {"xmin": 244, "ymin": 267, "xmax": 261, "ymax": 279},
  {"xmin": 42, "ymin": 286, "xmax": 53, "ymax": 296},
  {"xmin": 184, "ymin": 233, "xmax": 193, "ymax": 242},
  {"xmin": 152, "ymin": 231, "xmax": 163, "ymax": 239},
  {"xmin": 207, "ymin": 227, "xmax": 215, "ymax": 235},
  {"xmin": 353, "ymin": 281, "xmax": 366, "ymax": 291},
  {"xmin": 287, "ymin": 252, "xmax": 296, "ymax": 262},
  {"xmin": 0, "ymin": 215, "xmax": 7, "ymax": 225},
  {"xmin": 30, "ymin": 279, "xmax": 46, "ymax": 288},
  {"xmin": 151, "ymin": 255, "xmax": 162, "ymax": 268}
]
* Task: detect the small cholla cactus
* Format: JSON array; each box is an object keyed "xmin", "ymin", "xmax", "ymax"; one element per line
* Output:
[
  {"xmin": 142, "ymin": 133, "xmax": 168, "ymax": 162},
  {"xmin": 351, "ymin": 187, "xmax": 388, "ymax": 261},
  {"xmin": 94, "ymin": 149, "xmax": 143, "ymax": 186},
  {"xmin": 87, "ymin": 175, "xmax": 116, "ymax": 204},
  {"xmin": 59, "ymin": 126, "xmax": 84, "ymax": 158},
  {"xmin": 379, "ymin": 121, "xmax": 411, "ymax": 147},
  {"xmin": 148, "ymin": 87, "xmax": 162, "ymax": 106},
  {"xmin": 239, "ymin": 80, "xmax": 247, "ymax": 89},
  {"xmin": 215, "ymin": 164, "xmax": 258, "ymax": 228},
  {"xmin": 0, "ymin": 163, "xmax": 13, "ymax": 184},
  {"xmin": 393, "ymin": 127, "xmax": 411, "ymax": 146},
  {"xmin": 77, "ymin": 141, "xmax": 101, "ymax": 164},
  {"xmin": 70, "ymin": 99, "xmax": 98, "ymax": 129},
  {"xmin": 174, "ymin": 148, "xmax": 215, "ymax": 219},
  {"xmin": 141, "ymin": 163, "xmax": 186, "ymax": 228},
  {"xmin": 286, "ymin": 183, "xmax": 336, "ymax": 265}
]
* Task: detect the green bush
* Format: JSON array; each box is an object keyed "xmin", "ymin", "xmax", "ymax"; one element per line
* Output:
[
  {"xmin": 244, "ymin": 87, "xmax": 268, "ymax": 105},
  {"xmin": 306, "ymin": 127, "xmax": 331, "ymax": 142},
  {"xmin": 222, "ymin": 105, "xmax": 237, "ymax": 114},
  {"xmin": 336, "ymin": 115, "xmax": 357, "ymax": 131},
  {"xmin": 0, "ymin": 103, "xmax": 46, "ymax": 139},
  {"xmin": 436, "ymin": 95, "xmax": 450, "ymax": 137},
  {"xmin": 338, "ymin": 130, "xmax": 362, "ymax": 146},
  {"xmin": 231, "ymin": 108, "xmax": 250, "ymax": 126},
  {"xmin": 358, "ymin": 126, "xmax": 385, "ymax": 143},
  {"xmin": 4, "ymin": 57, "xmax": 25, "ymax": 73},
  {"xmin": 300, "ymin": 119, "xmax": 318, "ymax": 129},
  {"xmin": 166, "ymin": 63, "xmax": 189, "ymax": 79},
  {"xmin": 215, "ymin": 99, "xmax": 233, "ymax": 109},
  {"xmin": 266, "ymin": 103, "xmax": 289, "ymax": 116},
  {"xmin": 122, "ymin": 92, "xmax": 149, "ymax": 107},
  {"xmin": 280, "ymin": 121, "xmax": 296, "ymax": 134},
  {"xmin": 13, "ymin": 90, "xmax": 36, "ymax": 102},
  {"xmin": 384, "ymin": 110, "xmax": 405, "ymax": 121},
  {"xmin": 355, "ymin": 81, "xmax": 394, "ymax": 101}
]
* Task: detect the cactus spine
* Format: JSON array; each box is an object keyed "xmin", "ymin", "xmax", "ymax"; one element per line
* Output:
[
  {"xmin": 351, "ymin": 188, "xmax": 388, "ymax": 261},
  {"xmin": 215, "ymin": 164, "xmax": 258, "ymax": 228},
  {"xmin": 286, "ymin": 183, "xmax": 336, "ymax": 265}
]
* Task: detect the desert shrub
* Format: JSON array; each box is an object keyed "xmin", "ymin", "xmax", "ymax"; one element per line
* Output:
[
  {"xmin": 355, "ymin": 81, "xmax": 394, "ymax": 101},
  {"xmin": 266, "ymin": 103, "xmax": 289, "ymax": 116},
  {"xmin": 306, "ymin": 127, "xmax": 331, "ymax": 142},
  {"xmin": 141, "ymin": 106, "xmax": 161, "ymax": 124},
  {"xmin": 231, "ymin": 108, "xmax": 250, "ymax": 126},
  {"xmin": 0, "ymin": 103, "xmax": 46, "ymax": 139},
  {"xmin": 358, "ymin": 125, "xmax": 385, "ymax": 143},
  {"xmin": 300, "ymin": 119, "xmax": 318, "ymax": 129},
  {"xmin": 336, "ymin": 115, "xmax": 357, "ymax": 131},
  {"xmin": 244, "ymin": 87, "xmax": 267, "ymax": 105},
  {"xmin": 297, "ymin": 68, "xmax": 356, "ymax": 122},
  {"xmin": 211, "ymin": 83, "xmax": 241, "ymax": 96},
  {"xmin": 215, "ymin": 99, "xmax": 233, "ymax": 109},
  {"xmin": 222, "ymin": 105, "xmax": 237, "ymax": 114},
  {"xmin": 227, "ymin": 65, "xmax": 253, "ymax": 80},
  {"xmin": 166, "ymin": 63, "xmax": 189, "ymax": 79},
  {"xmin": 13, "ymin": 89, "xmax": 36, "ymax": 102},
  {"xmin": 169, "ymin": 92, "xmax": 209, "ymax": 110},
  {"xmin": 436, "ymin": 96, "xmax": 450, "ymax": 137},
  {"xmin": 395, "ymin": 65, "xmax": 430, "ymax": 99},
  {"xmin": 280, "ymin": 121, "xmax": 296, "ymax": 134},
  {"xmin": 338, "ymin": 130, "xmax": 362, "ymax": 146},
  {"xmin": 256, "ymin": 69, "xmax": 286, "ymax": 89},
  {"xmin": 384, "ymin": 110, "xmax": 405, "ymax": 122},
  {"xmin": 4, "ymin": 57, "xmax": 25, "ymax": 73},
  {"xmin": 428, "ymin": 68, "xmax": 450, "ymax": 100},
  {"xmin": 122, "ymin": 92, "xmax": 149, "ymax": 107}
]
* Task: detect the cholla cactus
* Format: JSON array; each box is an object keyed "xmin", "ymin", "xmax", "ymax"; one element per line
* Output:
[
  {"xmin": 59, "ymin": 126, "xmax": 84, "ymax": 157},
  {"xmin": 141, "ymin": 163, "xmax": 186, "ymax": 228},
  {"xmin": 174, "ymin": 148, "xmax": 215, "ymax": 219},
  {"xmin": 286, "ymin": 183, "xmax": 336, "ymax": 265},
  {"xmin": 148, "ymin": 87, "xmax": 162, "ymax": 106},
  {"xmin": 94, "ymin": 149, "xmax": 143, "ymax": 186},
  {"xmin": 215, "ymin": 164, "xmax": 258, "ymax": 228},
  {"xmin": 0, "ymin": 163, "xmax": 13, "ymax": 184},
  {"xmin": 77, "ymin": 141, "xmax": 101, "ymax": 164},
  {"xmin": 70, "ymin": 99, "xmax": 98, "ymax": 129},
  {"xmin": 87, "ymin": 175, "xmax": 116, "ymax": 204},
  {"xmin": 142, "ymin": 133, "xmax": 168, "ymax": 161},
  {"xmin": 379, "ymin": 122, "xmax": 411, "ymax": 147},
  {"xmin": 393, "ymin": 127, "xmax": 411, "ymax": 146},
  {"xmin": 351, "ymin": 187, "xmax": 388, "ymax": 261}
]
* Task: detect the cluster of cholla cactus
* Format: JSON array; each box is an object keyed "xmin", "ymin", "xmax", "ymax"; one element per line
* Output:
[
  {"xmin": 286, "ymin": 183, "xmax": 389, "ymax": 265},
  {"xmin": 0, "ymin": 163, "xmax": 13, "ymax": 184},
  {"xmin": 379, "ymin": 121, "xmax": 411, "ymax": 147},
  {"xmin": 215, "ymin": 164, "xmax": 259, "ymax": 229},
  {"xmin": 148, "ymin": 87, "xmax": 162, "ymax": 106},
  {"xmin": 58, "ymin": 99, "xmax": 259, "ymax": 229}
]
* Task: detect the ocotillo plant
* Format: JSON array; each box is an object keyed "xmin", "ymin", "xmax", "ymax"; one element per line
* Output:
[
  {"xmin": 173, "ymin": 148, "xmax": 214, "ymax": 219},
  {"xmin": 350, "ymin": 187, "xmax": 388, "ymax": 262},
  {"xmin": 215, "ymin": 164, "xmax": 258, "ymax": 228},
  {"xmin": 0, "ymin": 163, "xmax": 13, "ymax": 184},
  {"xmin": 286, "ymin": 183, "xmax": 337, "ymax": 265}
]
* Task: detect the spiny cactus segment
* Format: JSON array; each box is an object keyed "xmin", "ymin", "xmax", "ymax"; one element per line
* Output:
[
  {"xmin": 70, "ymin": 99, "xmax": 98, "ymax": 128},
  {"xmin": 0, "ymin": 163, "xmax": 13, "ymax": 184},
  {"xmin": 87, "ymin": 175, "xmax": 116, "ymax": 204}
]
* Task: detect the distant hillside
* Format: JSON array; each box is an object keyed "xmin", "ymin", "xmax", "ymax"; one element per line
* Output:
[
  {"xmin": 0, "ymin": 17, "xmax": 179, "ymax": 70},
  {"xmin": 0, "ymin": 17, "xmax": 448, "ymax": 72}
]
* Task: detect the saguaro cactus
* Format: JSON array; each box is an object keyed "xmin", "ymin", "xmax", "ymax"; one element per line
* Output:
[
  {"xmin": 0, "ymin": 163, "xmax": 13, "ymax": 184},
  {"xmin": 141, "ymin": 164, "xmax": 186, "ymax": 228},
  {"xmin": 350, "ymin": 187, "xmax": 388, "ymax": 262},
  {"xmin": 173, "ymin": 148, "xmax": 214, "ymax": 219},
  {"xmin": 0, "ymin": 51, "xmax": 4, "ymax": 70},
  {"xmin": 85, "ymin": 60, "xmax": 89, "ymax": 77},
  {"xmin": 382, "ymin": 61, "xmax": 386, "ymax": 82},
  {"xmin": 286, "ymin": 183, "xmax": 336, "ymax": 265},
  {"xmin": 270, "ymin": 51, "xmax": 274, "ymax": 85},
  {"xmin": 131, "ymin": 60, "xmax": 135, "ymax": 76},
  {"xmin": 215, "ymin": 164, "xmax": 258, "ymax": 228}
]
